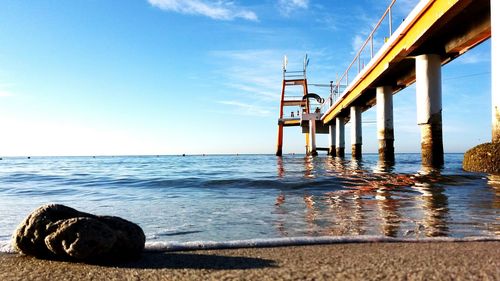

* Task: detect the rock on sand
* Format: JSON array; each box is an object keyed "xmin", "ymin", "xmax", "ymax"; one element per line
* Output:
[{"xmin": 12, "ymin": 204, "xmax": 145, "ymax": 262}]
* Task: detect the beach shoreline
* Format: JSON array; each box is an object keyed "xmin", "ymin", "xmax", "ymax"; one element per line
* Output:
[{"xmin": 1, "ymin": 241, "xmax": 498, "ymax": 280}]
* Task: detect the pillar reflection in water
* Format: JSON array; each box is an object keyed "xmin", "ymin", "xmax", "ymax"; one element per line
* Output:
[
  {"xmin": 324, "ymin": 156, "xmax": 346, "ymax": 176},
  {"xmin": 273, "ymin": 191, "xmax": 287, "ymax": 236},
  {"xmin": 373, "ymin": 161, "xmax": 400, "ymax": 236},
  {"xmin": 350, "ymin": 192, "xmax": 365, "ymax": 235},
  {"xmin": 329, "ymin": 158, "xmax": 367, "ymax": 235},
  {"xmin": 487, "ymin": 175, "xmax": 500, "ymax": 192},
  {"xmin": 303, "ymin": 193, "xmax": 318, "ymax": 235},
  {"xmin": 323, "ymin": 191, "xmax": 366, "ymax": 236},
  {"xmin": 276, "ymin": 157, "xmax": 285, "ymax": 178},
  {"xmin": 375, "ymin": 187, "xmax": 401, "ymax": 237},
  {"xmin": 271, "ymin": 156, "xmax": 496, "ymax": 238},
  {"xmin": 306, "ymin": 157, "xmax": 367, "ymax": 236},
  {"xmin": 349, "ymin": 158, "xmax": 362, "ymax": 172},
  {"xmin": 273, "ymin": 156, "xmax": 453, "ymax": 238},
  {"xmin": 412, "ymin": 167, "xmax": 449, "ymax": 237},
  {"xmin": 303, "ymin": 156, "xmax": 315, "ymax": 178},
  {"xmin": 274, "ymin": 157, "xmax": 287, "ymax": 236},
  {"xmin": 374, "ymin": 160, "xmax": 395, "ymax": 174},
  {"xmin": 273, "ymin": 156, "xmax": 330, "ymax": 237},
  {"xmin": 486, "ymin": 175, "xmax": 500, "ymax": 235}
]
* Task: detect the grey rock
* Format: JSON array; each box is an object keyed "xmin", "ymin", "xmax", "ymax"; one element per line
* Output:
[
  {"xmin": 12, "ymin": 204, "xmax": 95, "ymax": 258},
  {"xmin": 12, "ymin": 204, "xmax": 145, "ymax": 261},
  {"xmin": 44, "ymin": 217, "xmax": 117, "ymax": 259},
  {"xmin": 97, "ymin": 216, "xmax": 146, "ymax": 258}
]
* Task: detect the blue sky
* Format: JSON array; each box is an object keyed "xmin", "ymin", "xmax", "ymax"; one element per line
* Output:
[{"xmin": 0, "ymin": 0, "xmax": 492, "ymax": 156}]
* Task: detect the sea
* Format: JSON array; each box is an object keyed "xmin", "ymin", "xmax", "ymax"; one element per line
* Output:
[{"xmin": 0, "ymin": 153, "xmax": 498, "ymax": 252}]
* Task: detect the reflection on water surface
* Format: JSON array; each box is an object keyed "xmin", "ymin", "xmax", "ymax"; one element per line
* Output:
[{"xmin": 273, "ymin": 155, "xmax": 498, "ymax": 238}]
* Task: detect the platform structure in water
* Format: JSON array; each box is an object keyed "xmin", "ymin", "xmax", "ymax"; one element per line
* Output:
[
  {"xmin": 275, "ymin": 0, "xmax": 495, "ymax": 168},
  {"xmin": 275, "ymin": 55, "xmax": 331, "ymax": 157}
]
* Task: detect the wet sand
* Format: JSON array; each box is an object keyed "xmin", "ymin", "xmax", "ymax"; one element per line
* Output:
[{"xmin": 0, "ymin": 241, "xmax": 498, "ymax": 280}]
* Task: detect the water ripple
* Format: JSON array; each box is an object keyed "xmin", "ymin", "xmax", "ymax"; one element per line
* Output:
[{"xmin": 0, "ymin": 154, "xmax": 497, "ymax": 243}]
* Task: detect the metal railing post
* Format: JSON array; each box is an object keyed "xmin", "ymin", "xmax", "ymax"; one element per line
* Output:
[
  {"xmin": 389, "ymin": 7, "xmax": 393, "ymax": 36},
  {"xmin": 370, "ymin": 35, "xmax": 374, "ymax": 58},
  {"xmin": 324, "ymin": 0, "xmax": 399, "ymax": 114}
]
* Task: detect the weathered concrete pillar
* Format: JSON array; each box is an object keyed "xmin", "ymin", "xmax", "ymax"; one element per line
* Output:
[
  {"xmin": 309, "ymin": 120, "xmax": 318, "ymax": 156},
  {"xmin": 493, "ymin": 0, "xmax": 500, "ymax": 143},
  {"xmin": 329, "ymin": 124, "xmax": 336, "ymax": 156},
  {"xmin": 336, "ymin": 116, "xmax": 345, "ymax": 157},
  {"xmin": 416, "ymin": 54, "xmax": 444, "ymax": 167},
  {"xmin": 350, "ymin": 106, "xmax": 362, "ymax": 159},
  {"xmin": 376, "ymin": 86, "xmax": 395, "ymax": 163}
]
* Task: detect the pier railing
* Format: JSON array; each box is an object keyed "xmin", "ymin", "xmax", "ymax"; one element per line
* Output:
[
  {"xmin": 282, "ymin": 54, "xmax": 309, "ymax": 80},
  {"xmin": 321, "ymin": 0, "xmax": 398, "ymax": 110}
]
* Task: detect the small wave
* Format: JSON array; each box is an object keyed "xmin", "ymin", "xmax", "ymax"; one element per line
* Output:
[
  {"xmin": 204, "ymin": 178, "xmax": 345, "ymax": 191},
  {"xmin": 0, "ymin": 241, "xmax": 14, "ymax": 253},
  {"xmin": 156, "ymin": 230, "xmax": 204, "ymax": 237},
  {"xmin": 144, "ymin": 235, "xmax": 500, "ymax": 252}
]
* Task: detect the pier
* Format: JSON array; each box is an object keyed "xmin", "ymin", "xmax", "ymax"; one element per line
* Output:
[{"xmin": 276, "ymin": 0, "xmax": 495, "ymax": 168}]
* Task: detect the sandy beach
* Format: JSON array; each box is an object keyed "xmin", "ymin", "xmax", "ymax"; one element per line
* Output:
[{"xmin": 0, "ymin": 241, "xmax": 498, "ymax": 280}]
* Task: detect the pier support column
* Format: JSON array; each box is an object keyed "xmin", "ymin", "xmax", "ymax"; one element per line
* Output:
[
  {"xmin": 309, "ymin": 120, "xmax": 318, "ymax": 156},
  {"xmin": 329, "ymin": 124, "xmax": 336, "ymax": 156},
  {"xmin": 416, "ymin": 54, "xmax": 444, "ymax": 167},
  {"xmin": 350, "ymin": 106, "xmax": 362, "ymax": 159},
  {"xmin": 376, "ymin": 86, "xmax": 395, "ymax": 163},
  {"xmin": 493, "ymin": 0, "xmax": 500, "ymax": 143},
  {"xmin": 336, "ymin": 116, "xmax": 345, "ymax": 157}
]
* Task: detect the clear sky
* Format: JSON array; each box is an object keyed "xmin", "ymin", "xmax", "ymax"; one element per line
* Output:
[{"xmin": 0, "ymin": 0, "xmax": 492, "ymax": 156}]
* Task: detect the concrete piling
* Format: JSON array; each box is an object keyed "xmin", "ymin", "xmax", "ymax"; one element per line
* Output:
[
  {"xmin": 336, "ymin": 116, "xmax": 345, "ymax": 157},
  {"xmin": 376, "ymin": 86, "xmax": 395, "ymax": 163},
  {"xmin": 350, "ymin": 106, "xmax": 362, "ymax": 159},
  {"xmin": 416, "ymin": 54, "xmax": 444, "ymax": 167},
  {"xmin": 329, "ymin": 125, "xmax": 336, "ymax": 156}
]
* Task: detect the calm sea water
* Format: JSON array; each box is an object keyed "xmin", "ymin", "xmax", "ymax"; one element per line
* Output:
[{"xmin": 0, "ymin": 154, "xmax": 498, "ymax": 248}]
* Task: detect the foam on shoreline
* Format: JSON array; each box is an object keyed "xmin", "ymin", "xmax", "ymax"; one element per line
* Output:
[
  {"xmin": 1, "ymin": 236, "xmax": 498, "ymax": 254},
  {"xmin": 0, "ymin": 241, "xmax": 14, "ymax": 254},
  {"xmin": 143, "ymin": 235, "xmax": 500, "ymax": 252}
]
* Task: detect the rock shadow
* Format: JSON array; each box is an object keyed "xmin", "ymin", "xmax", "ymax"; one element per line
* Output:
[{"xmin": 99, "ymin": 252, "xmax": 277, "ymax": 270}]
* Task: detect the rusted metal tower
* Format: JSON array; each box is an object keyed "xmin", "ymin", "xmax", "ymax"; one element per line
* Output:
[
  {"xmin": 276, "ymin": 55, "xmax": 329, "ymax": 156},
  {"xmin": 276, "ymin": 55, "xmax": 310, "ymax": 156}
]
